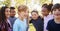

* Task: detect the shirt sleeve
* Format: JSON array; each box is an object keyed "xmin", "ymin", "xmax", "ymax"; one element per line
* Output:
[{"xmin": 13, "ymin": 22, "xmax": 18, "ymax": 31}]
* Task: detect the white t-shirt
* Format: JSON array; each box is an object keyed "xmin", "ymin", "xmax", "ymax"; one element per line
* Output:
[{"xmin": 44, "ymin": 14, "xmax": 53, "ymax": 31}]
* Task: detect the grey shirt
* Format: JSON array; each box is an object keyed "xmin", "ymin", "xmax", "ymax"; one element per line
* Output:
[{"xmin": 9, "ymin": 17, "xmax": 17, "ymax": 30}]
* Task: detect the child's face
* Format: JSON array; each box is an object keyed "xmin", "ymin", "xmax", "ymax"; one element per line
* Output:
[
  {"xmin": 5, "ymin": 8, "xmax": 10, "ymax": 18},
  {"xmin": 31, "ymin": 12, "xmax": 39, "ymax": 20},
  {"xmin": 10, "ymin": 9, "xmax": 16, "ymax": 17},
  {"xmin": 18, "ymin": 11, "xmax": 25, "ymax": 18},
  {"xmin": 53, "ymin": 8, "xmax": 60, "ymax": 19},
  {"xmin": 41, "ymin": 7, "xmax": 50, "ymax": 16},
  {"xmin": 24, "ymin": 10, "xmax": 29, "ymax": 19}
]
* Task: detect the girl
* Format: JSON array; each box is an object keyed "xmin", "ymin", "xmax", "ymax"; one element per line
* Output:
[{"xmin": 0, "ymin": 6, "xmax": 11, "ymax": 31}]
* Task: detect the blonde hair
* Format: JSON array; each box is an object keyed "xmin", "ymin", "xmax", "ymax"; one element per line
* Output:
[{"xmin": 18, "ymin": 5, "xmax": 28, "ymax": 12}]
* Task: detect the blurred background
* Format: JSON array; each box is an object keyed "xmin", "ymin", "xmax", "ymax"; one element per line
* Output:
[
  {"xmin": 0, "ymin": 0, "xmax": 60, "ymax": 17},
  {"xmin": 0, "ymin": 0, "xmax": 60, "ymax": 31}
]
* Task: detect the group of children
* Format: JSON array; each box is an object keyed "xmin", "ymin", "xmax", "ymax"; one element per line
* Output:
[{"xmin": 0, "ymin": 3, "xmax": 60, "ymax": 31}]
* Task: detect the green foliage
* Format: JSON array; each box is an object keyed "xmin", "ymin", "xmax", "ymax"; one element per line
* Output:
[
  {"xmin": 40, "ymin": 0, "xmax": 48, "ymax": 5},
  {"xmin": 0, "ymin": 0, "xmax": 11, "ymax": 7}
]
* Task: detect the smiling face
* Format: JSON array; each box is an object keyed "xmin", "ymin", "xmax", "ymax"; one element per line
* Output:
[
  {"xmin": 10, "ymin": 9, "xmax": 16, "ymax": 17},
  {"xmin": 18, "ymin": 11, "xmax": 25, "ymax": 19},
  {"xmin": 53, "ymin": 8, "xmax": 60, "ymax": 19},
  {"xmin": 24, "ymin": 10, "xmax": 29, "ymax": 19},
  {"xmin": 31, "ymin": 12, "xmax": 39, "ymax": 20},
  {"xmin": 41, "ymin": 7, "xmax": 50, "ymax": 16},
  {"xmin": 18, "ymin": 5, "xmax": 28, "ymax": 19},
  {"xmin": 5, "ymin": 8, "xmax": 10, "ymax": 18}
]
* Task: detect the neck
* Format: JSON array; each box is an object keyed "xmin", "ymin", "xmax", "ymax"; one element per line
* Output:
[
  {"xmin": 54, "ymin": 18, "xmax": 60, "ymax": 24},
  {"xmin": 19, "ymin": 16, "xmax": 24, "ymax": 21}
]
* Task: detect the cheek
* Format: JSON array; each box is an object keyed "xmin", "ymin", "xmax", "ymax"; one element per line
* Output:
[
  {"xmin": 53, "ymin": 11, "xmax": 60, "ymax": 18},
  {"xmin": 5, "ymin": 12, "xmax": 7, "ymax": 16},
  {"xmin": 42, "ymin": 11, "xmax": 46, "ymax": 15},
  {"xmin": 32, "ymin": 15, "xmax": 37, "ymax": 18},
  {"xmin": 21, "ymin": 12, "xmax": 25, "ymax": 16},
  {"xmin": 25, "ymin": 13, "xmax": 29, "ymax": 16},
  {"xmin": 5, "ymin": 12, "xmax": 10, "ymax": 17},
  {"xmin": 12, "ymin": 13, "xmax": 15, "ymax": 15}
]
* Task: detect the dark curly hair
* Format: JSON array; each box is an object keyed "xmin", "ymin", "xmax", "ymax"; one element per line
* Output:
[
  {"xmin": 0, "ymin": 6, "xmax": 9, "ymax": 31},
  {"xmin": 42, "ymin": 3, "xmax": 53, "ymax": 11}
]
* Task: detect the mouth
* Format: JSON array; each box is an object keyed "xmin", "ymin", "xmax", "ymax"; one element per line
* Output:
[{"xmin": 55, "ymin": 14, "xmax": 60, "ymax": 16}]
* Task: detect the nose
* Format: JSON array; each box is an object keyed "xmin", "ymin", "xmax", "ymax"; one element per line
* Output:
[{"xmin": 55, "ymin": 9, "xmax": 59, "ymax": 13}]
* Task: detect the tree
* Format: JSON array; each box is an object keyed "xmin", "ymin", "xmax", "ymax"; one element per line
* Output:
[
  {"xmin": 0, "ymin": 0, "xmax": 11, "ymax": 7},
  {"xmin": 39, "ymin": 0, "xmax": 53, "ymax": 5}
]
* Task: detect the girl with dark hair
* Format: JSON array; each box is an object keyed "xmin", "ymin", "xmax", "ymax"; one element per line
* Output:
[
  {"xmin": 0, "ymin": 6, "xmax": 11, "ymax": 31},
  {"xmin": 41, "ymin": 4, "xmax": 53, "ymax": 31}
]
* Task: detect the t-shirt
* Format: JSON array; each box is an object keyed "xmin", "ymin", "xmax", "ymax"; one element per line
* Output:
[
  {"xmin": 9, "ymin": 17, "xmax": 17, "ymax": 27},
  {"xmin": 44, "ymin": 14, "xmax": 53, "ymax": 31},
  {"xmin": 9, "ymin": 17, "xmax": 17, "ymax": 31},
  {"xmin": 13, "ymin": 18, "xmax": 27, "ymax": 31},
  {"xmin": 47, "ymin": 19, "xmax": 60, "ymax": 31}
]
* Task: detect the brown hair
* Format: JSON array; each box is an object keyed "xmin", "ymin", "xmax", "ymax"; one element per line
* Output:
[
  {"xmin": 42, "ymin": 3, "xmax": 53, "ymax": 11},
  {"xmin": 31, "ymin": 10, "xmax": 38, "ymax": 14},
  {"xmin": 51, "ymin": 3, "xmax": 60, "ymax": 11},
  {"xmin": 18, "ymin": 5, "xmax": 28, "ymax": 12},
  {"xmin": 0, "ymin": 6, "xmax": 10, "ymax": 31}
]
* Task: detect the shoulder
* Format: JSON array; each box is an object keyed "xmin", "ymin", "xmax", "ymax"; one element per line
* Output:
[
  {"xmin": 38, "ymin": 16, "xmax": 44, "ymax": 21},
  {"xmin": 48, "ymin": 19, "xmax": 54, "ymax": 24},
  {"xmin": 8, "ymin": 17, "xmax": 11, "ymax": 20},
  {"xmin": 14, "ymin": 17, "xmax": 17, "ymax": 19},
  {"xmin": 14, "ymin": 18, "xmax": 20, "ymax": 24}
]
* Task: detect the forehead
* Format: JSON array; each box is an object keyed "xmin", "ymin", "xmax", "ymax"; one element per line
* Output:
[
  {"xmin": 41, "ymin": 7, "xmax": 48, "ymax": 11},
  {"xmin": 5, "ymin": 8, "xmax": 10, "ymax": 11},
  {"xmin": 32, "ymin": 12, "xmax": 38, "ymax": 14},
  {"xmin": 10, "ymin": 10, "xmax": 15, "ymax": 12},
  {"xmin": 10, "ymin": 9, "xmax": 15, "ymax": 10}
]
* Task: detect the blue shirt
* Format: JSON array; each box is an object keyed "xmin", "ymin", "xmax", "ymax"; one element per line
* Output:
[
  {"xmin": 47, "ymin": 19, "xmax": 60, "ymax": 31},
  {"xmin": 9, "ymin": 17, "xmax": 17, "ymax": 31},
  {"xmin": 13, "ymin": 18, "xmax": 27, "ymax": 31},
  {"xmin": 9, "ymin": 17, "xmax": 17, "ymax": 27}
]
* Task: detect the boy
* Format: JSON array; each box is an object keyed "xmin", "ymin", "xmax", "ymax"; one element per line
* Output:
[
  {"xmin": 47, "ymin": 3, "xmax": 60, "ymax": 31},
  {"xmin": 9, "ymin": 7, "xmax": 17, "ymax": 31},
  {"xmin": 13, "ymin": 5, "xmax": 28, "ymax": 31}
]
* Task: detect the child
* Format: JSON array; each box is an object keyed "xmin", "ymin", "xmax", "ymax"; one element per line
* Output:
[
  {"xmin": 41, "ymin": 4, "xmax": 53, "ymax": 31},
  {"xmin": 13, "ymin": 5, "xmax": 28, "ymax": 31},
  {"xmin": 9, "ymin": 7, "xmax": 17, "ymax": 31},
  {"xmin": 47, "ymin": 3, "xmax": 60, "ymax": 31},
  {"xmin": 30, "ymin": 10, "xmax": 43, "ymax": 31},
  {"xmin": 0, "ymin": 6, "xmax": 11, "ymax": 31}
]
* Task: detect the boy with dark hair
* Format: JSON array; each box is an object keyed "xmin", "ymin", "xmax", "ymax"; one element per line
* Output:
[
  {"xmin": 47, "ymin": 3, "xmax": 60, "ymax": 31},
  {"xmin": 9, "ymin": 7, "xmax": 17, "ymax": 31}
]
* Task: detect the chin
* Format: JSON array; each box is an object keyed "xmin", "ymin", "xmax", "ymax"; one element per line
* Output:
[{"xmin": 6, "ymin": 16, "xmax": 10, "ymax": 18}]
